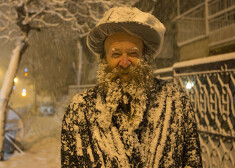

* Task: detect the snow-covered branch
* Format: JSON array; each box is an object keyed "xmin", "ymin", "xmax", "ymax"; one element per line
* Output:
[
  {"xmin": 32, "ymin": 18, "xmax": 60, "ymax": 27},
  {"xmin": 22, "ymin": 7, "xmax": 45, "ymax": 25},
  {"xmin": 0, "ymin": 0, "xmax": 139, "ymax": 41}
]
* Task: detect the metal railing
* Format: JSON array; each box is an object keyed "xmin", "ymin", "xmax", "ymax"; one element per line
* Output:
[
  {"xmin": 208, "ymin": 0, "xmax": 235, "ymax": 15},
  {"xmin": 175, "ymin": 0, "xmax": 235, "ymax": 46},
  {"xmin": 154, "ymin": 52, "xmax": 235, "ymax": 168},
  {"xmin": 176, "ymin": 3, "xmax": 206, "ymax": 45}
]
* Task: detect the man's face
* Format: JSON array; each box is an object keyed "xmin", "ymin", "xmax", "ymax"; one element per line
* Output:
[{"xmin": 104, "ymin": 32, "xmax": 143, "ymax": 81}]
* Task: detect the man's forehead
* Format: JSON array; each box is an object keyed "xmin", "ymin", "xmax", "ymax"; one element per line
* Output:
[{"xmin": 104, "ymin": 32, "xmax": 143, "ymax": 51}]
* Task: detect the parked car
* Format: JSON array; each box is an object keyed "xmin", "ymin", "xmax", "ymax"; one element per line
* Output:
[{"xmin": 40, "ymin": 105, "xmax": 56, "ymax": 116}]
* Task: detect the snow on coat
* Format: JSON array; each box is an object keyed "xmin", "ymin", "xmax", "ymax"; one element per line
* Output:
[{"xmin": 61, "ymin": 78, "xmax": 202, "ymax": 167}]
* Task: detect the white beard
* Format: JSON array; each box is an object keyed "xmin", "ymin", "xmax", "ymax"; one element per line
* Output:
[
  {"xmin": 96, "ymin": 59, "xmax": 154, "ymax": 131},
  {"xmin": 95, "ymin": 59, "xmax": 154, "ymax": 162}
]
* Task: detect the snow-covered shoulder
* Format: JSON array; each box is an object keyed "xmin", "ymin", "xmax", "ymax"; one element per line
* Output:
[
  {"xmin": 62, "ymin": 86, "xmax": 97, "ymax": 126},
  {"xmin": 69, "ymin": 86, "xmax": 97, "ymax": 110},
  {"xmin": 153, "ymin": 78, "xmax": 193, "ymax": 120},
  {"xmin": 156, "ymin": 78, "xmax": 189, "ymax": 100},
  {"xmin": 160, "ymin": 79, "xmax": 197, "ymax": 125}
]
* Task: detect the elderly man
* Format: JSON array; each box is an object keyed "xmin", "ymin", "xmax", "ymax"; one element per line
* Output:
[{"xmin": 61, "ymin": 7, "xmax": 202, "ymax": 168}]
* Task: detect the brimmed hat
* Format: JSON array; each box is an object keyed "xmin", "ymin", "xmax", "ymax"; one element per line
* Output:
[{"xmin": 87, "ymin": 7, "xmax": 166, "ymax": 59}]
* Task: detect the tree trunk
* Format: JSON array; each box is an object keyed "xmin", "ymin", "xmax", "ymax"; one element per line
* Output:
[{"xmin": 0, "ymin": 37, "xmax": 27, "ymax": 161}]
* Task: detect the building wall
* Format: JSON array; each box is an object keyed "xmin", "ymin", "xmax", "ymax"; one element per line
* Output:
[{"xmin": 179, "ymin": 37, "xmax": 209, "ymax": 61}]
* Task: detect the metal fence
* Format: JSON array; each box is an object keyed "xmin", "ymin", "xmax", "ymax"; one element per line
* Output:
[
  {"xmin": 208, "ymin": 0, "xmax": 235, "ymax": 15},
  {"xmin": 176, "ymin": 3, "xmax": 205, "ymax": 44},
  {"xmin": 154, "ymin": 53, "xmax": 235, "ymax": 168},
  {"xmin": 176, "ymin": 0, "xmax": 235, "ymax": 46}
]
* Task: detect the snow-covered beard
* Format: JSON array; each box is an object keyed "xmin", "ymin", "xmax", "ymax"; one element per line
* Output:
[
  {"xmin": 96, "ymin": 58, "xmax": 154, "ymax": 131},
  {"xmin": 97, "ymin": 58, "xmax": 154, "ymax": 94},
  {"xmin": 95, "ymin": 58, "xmax": 154, "ymax": 163}
]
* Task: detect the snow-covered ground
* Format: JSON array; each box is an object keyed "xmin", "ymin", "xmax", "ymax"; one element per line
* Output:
[
  {"xmin": 0, "ymin": 136, "xmax": 61, "ymax": 168},
  {"xmin": 0, "ymin": 101, "xmax": 67, "ymax": 168}
]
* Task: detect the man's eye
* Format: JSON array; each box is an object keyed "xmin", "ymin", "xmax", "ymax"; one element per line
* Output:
[
  {"xmin": 128, "ymin": 52, "xmax": 139, "ymax": 57},
  {"xmin": 112, "ymin": 53, "xmax": 121, "ymax": 57}
]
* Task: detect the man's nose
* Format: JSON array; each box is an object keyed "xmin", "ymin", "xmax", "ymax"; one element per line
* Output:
[{"xmin": 119, "ymin": 54, "xmax": 131, "ymax": 68}]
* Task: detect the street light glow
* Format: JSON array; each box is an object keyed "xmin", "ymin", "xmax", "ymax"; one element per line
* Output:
[
  {"xmin": 186, "ymin": 82, "xmax": 193, "ymax": 89},
  {"xmin": 14, "ymin": 77, "xmax": 18, "ymax": 83},
  {"xmin": 22, "ymin": 89, "xmax": 27, "ymax": 97},
  {"xmin": 22, "ymin": 92, "xmax": 26, "ymax": 97}
]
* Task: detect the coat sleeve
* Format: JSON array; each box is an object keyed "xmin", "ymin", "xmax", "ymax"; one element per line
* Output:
[
  {"xmin": 61, "ymin": 105, "xmax": 87, "ymax": 168},
  {"xmin": 182, "ymin": 98, "xmax": 203, "ymax": 168}
]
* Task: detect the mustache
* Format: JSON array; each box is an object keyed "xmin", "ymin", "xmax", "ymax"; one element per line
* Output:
[
  {"xmin": 98, "ymin": 58, "xmax": 154, "ymax": 87},
  {"xmin": 111, "ymin": 65, "xmax": 136, "ymax": 75}
]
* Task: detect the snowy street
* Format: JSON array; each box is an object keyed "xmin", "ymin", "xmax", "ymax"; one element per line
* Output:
[
  {"xmin": 0, "ymin": 110, "xmax": 64, "ymax": 168},
  {"xmin": 0, "ymin": 137, "xmax": 60, "ymax": 168}
]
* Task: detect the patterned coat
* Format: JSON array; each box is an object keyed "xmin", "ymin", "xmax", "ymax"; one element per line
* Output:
[{"xmin": 61, "ymin": 78, "xmax": 202, "ymax": 167}]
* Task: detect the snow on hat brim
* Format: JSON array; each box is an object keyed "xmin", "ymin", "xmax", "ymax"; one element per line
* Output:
[{"xmin": 87, "ymin": 7, "xmax": 166, "ymax": 59}]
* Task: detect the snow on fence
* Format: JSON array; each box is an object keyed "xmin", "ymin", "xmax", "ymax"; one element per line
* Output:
[{"xmin": 154, "ymin": 52, "xmax": 235, "ymax": 168}]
